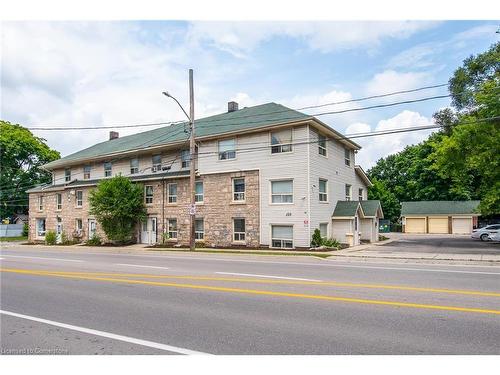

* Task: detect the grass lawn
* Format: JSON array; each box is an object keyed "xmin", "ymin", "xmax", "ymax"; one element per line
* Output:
[
  {"xmin": 0, "ymin": 236, "xmax": 28, "ymax": 242},
  {"xmin": 147, "ymin": 248, "xmax": 332, "ymax": 258}
]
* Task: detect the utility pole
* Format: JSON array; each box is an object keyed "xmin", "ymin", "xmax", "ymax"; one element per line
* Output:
[{"xmin": 188, "ymin": 69, "xmax": 196, "ymax": 251}]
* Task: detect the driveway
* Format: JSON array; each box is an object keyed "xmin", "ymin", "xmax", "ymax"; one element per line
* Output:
[{"xmin": 377, "ymin": 234, "xmax": 500, "ymax": 255}]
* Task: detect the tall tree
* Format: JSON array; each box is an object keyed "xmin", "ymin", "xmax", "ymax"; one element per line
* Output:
[
  {"xmin": 0, "ymin": 121, "xmax": 60, "ymax": 219},
  {"xmin": 367, "ymin": 178, "xmax": 400, "ymax": 223}
]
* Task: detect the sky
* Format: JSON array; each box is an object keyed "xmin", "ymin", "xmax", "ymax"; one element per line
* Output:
[{"xmin": 1, "ymin": 20, "xmax": 499, "ymax": 169}]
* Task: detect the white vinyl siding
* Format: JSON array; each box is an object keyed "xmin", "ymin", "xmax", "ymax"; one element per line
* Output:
[
  {"xmin": 271, "ymin": 128, "xmax": 292, "ymax": 154},
  {"xmin": 271, "ymin": 225, "xmax": 293, "ymax": 248},
  {"xmin": 271, "ymin": 180, "xmax": 293, "ymax": 204},
  {"xmin": 218, "ymin": 138, "xmax": 236, "ymax": 160}
]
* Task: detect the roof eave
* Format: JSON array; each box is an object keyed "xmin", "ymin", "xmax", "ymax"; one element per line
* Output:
[{"xmin": 355, "ymin": 165, "xmax": 373, "ymax": 187}]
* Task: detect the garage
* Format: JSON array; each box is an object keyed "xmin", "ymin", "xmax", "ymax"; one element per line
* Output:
[
  {"xmin": 405, "ymin": 218, "xmax": 426, "ymax": 233},
  {"xmin": 452, "ymin": 217, "xmax": 472, "ymax": 234},
  {"xmin": 428, "ymin": 217, "xmax": 449, "ymax": 233}
]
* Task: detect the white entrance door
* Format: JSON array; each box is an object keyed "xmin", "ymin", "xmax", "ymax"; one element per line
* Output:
[
  {"xmin": 88, "ymin": 219, "xmax": 97, "ymax": 239},
  {"xmin": 141, "ymin": 217, "xmax": 157, "ymax": 245},
  {"xmin": 353, "ymin": 215, "xmax": 360, "ymax": 246}
]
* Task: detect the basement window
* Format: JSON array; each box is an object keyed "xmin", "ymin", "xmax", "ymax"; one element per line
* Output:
[{"xmin": 271, "ymin": 225, "xmax": 293, "ymax": 249}]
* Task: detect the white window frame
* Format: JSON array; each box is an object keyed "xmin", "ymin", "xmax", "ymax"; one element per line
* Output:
[
  {"xmin": 218, "ymin": 138, "xmax": 236, "ymax": 160},
  {"xmin": 181, "ymin": 150, "xmax": 190, "ymax": 168},
  {"xmin": 83, "ymin": 165, "xmax": 91, "ymax": 180},
  {"xmin": 56, "ymin": 193, "xmax": 62, "ymax": 210},
  {"xmin": 145, "ymin": 185, "xmax": 154, "ymax": 204},
  {"xmin": 36, "ymin": 218, "xmax": 46, "ymax": 237},
  {"xmin": 271, "ymin": 225, "xmax": 294, "ymax": 249},
  {"xmin": 195, "ymin": 181, "xmax": 204, "ymax": 203},
  {"xmin": 152, "ymin": 154, "xmax": 162, "ymax": 172},
  {"xmin": 104, "ymin": 161, "xmax": 112, "ymax": 177},
  {"xmin": 195, "ymin": 218, "xmax": 204, "ymax": 241},
  {"xmin": 270, "ymin": 179, "xmax": 293, "ymax": 204},
  {"xmin": 167, "ymin": 218, "xmax": 178, "ymax": 240},
  {"xmin": 38, "ymin": 196, "xmax": 44, "ymax": 211},
  {"xmin": 76, "ymin": 190, "xmax": 83, "ymax": 207},
  {"xmin": 65, "ymin": 168, "xmax": 71, "ymax": 182},
  {"xmin": 319, "ymin": 223, "xmax": 328, "ymax": 238},
  {"xmin": 130, "ymin": 158, "xmax": 139, "ymax": 174},
  {"xmin": 233, "ymin": 218, "xmax": 246, "ymax": 242},
  {"xmin": 319, "ymin": 179, "xmax": 328, "ymax": 202},
  {"xmin": 167, "ymin": 183, "xmax": 177, "ymax": 204},
  {"xmin": 358, "ymin": 188, "xmax": 364, "ymax": 201},
  {"xmin": 270, "ymin": 128, "xmax": 293, "ymax": 154},
  {"xmin": 344, "ymin": 148, "xmax": 351, "ymax": 167},
  {"xmin": 345, "ymin": 184, "xmax": 352, "ymax": 201},
  {"xmin": 232, "ymin": 178, "xmax": 246, "ymax": 202},
  {"xmin": 75, "ymin": 218, "xmax": 83, "ymax": 233},
  {"xmin": 318, "ymin": 134, "xmax": 327, "ymax": 156}
]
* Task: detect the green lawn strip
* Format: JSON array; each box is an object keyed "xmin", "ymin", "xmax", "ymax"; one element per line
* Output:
[
  {"xmin": 0, "ymin": 236, "xmax": 28, "ymax": 242},
  {"xmin": 147, "ymin": 248, "xmax": 332, "ymax": 258}
]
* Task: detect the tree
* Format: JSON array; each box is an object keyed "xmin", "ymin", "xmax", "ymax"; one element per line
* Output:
[
  {"xmin": 0, "ymin": 121, "xmax": 60, "ymax": 219},
  {"xmin": 89, "ymin": 175, "xmax": 147, "ymax": 244},
  {"xmin": 367, "ymin": 178, "xmax": 401, "ymax": 223}
]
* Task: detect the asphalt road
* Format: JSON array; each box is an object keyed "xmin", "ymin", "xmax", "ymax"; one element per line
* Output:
[{"xmin": 1, "ymin": 245, "xmax": 500, "ymax": 354}]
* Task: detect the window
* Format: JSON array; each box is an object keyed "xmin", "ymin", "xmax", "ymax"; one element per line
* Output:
[
  {"xmin": 36, "ymin": 218, "xmax": 46, "ymax": 237},
  {"xmin": 271, "ymin": 180, "xmax": 293, "ymax": 203},
  {"xmin": 319, "ymin": 179, "xmax": 328, "ymax": 202},
  {"xmin": 318, "ymin": 134, "xmax": 327, "ymax": 156},
  {"xmin": 344, "ymin": 148, "xmax": 351, "ymax": 166},
  {"xmin": 152, "ymin": 155, "xmax": 162, "ymax": 172},
  {"xmin": 358, "ymin": 188, "xmax": 364, "ymax": 201},
  {"xmin": 195, "ymin": 181, "xmax": 204, "ymax": 203},
  {"xmin": 38, "ymin": 196, "xmax": 44, "ymax": 211},
  {"xmin": 65, "ymin": 168, "xmax": 71, "ymax": 182},
  {"xmin": 181, "ymin": 150, "xmax": 190, "ymax": 168},
  {"xmin": 271, "ymin": 128, "xmax": 292, "ymax": 154},
  {"xmin": 271, "ymin": 225, "xmax": 293, "ymax": 249},
  {"xmin": 195, "ymin": 218, "xmax": 204, "ymax": 240},
  {"xmin": 75, "ymin": 218, "xmax": 83, "ymax": 232},
  {"xmin": 345, "ymin": 184, "xmax": 352, "ymax": 201},
  {"xmin": 167, "ymin": 219, "xmax": 178, "ymax": 239},
  {"xmin": 167, "ymin": 183, "xmax": 177, "ymax": 204},
  {"xmin": 56, "ymin": 193, "xmax": 62, "ymax": 210},
  {"xmin": 130, "ymin": 158, "xmax": 139, "ymax": 174},
  {"xmin": 104, "ymin": 161, "xmax": 112, "ymax": 177},
  {"xmin": 319, "ymin": 223, "xmax": 328, "ymax": 238},
  {"xmin": 218, "ymin": 138, "xmax": 236, "ymax": 160},
  {"xmin": 83, "ymin": 165, "xmax": 91, "ymax": 179},
  {"xmin": 76, "ymin": 190, "xmax": 83, "ymax": 207},
  {"xmin": 233, "ymin": 218, "xmax": 246, "ymax": 242},
  {"xmin": 233, "ymin": 178, "xmax": 245, "ymax": 201},
  {"xmin": 145, "ymin": 185, "xmax": 153, "ymax": 204}
]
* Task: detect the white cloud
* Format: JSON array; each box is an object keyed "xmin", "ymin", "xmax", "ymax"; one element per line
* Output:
[
  {"xmin": 347, "ymin": 110, "xmax": 435, "ymax": 169},
  {"xmin": 187, "ymin": 21, "xmax": 438, "ymax": 57},
  {"xmin": 364, "ymin": 70, "xmax": 435, "ymax": 98}
]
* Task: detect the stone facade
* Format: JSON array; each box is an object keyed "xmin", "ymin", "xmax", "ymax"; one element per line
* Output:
[{"xmin": 28, "ymin": 170, "xmax": 260, "ymax": 248}]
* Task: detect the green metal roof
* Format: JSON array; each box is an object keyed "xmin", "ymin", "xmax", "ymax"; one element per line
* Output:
[
  {"xmin": 360, "ymin": 200, "xmax": 383, "ymax": 218},
  {"xmin": 43, "ymin": 103, "xmax": 312, "ymax": 169},
  {"xmin": 332, "ymin": 201, "xmax": 363, "ymax": 217},
  {"xmin": 401, "ymin": 201, "xmax": 481, "ymax": 216}
]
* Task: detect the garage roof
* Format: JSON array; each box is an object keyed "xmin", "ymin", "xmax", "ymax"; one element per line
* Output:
[
  {"xmin": 401, "ymin": 201, "xmax": 481, "ymax": 216},
  {"xmin": 332, "ymin": 200, "xmax": 383, "ymax": 218}
]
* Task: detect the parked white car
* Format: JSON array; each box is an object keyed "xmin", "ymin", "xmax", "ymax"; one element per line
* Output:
[
  {"xmin": 488, "ymin": 231, "xmax": 500, "ymax": 242},
  {"xmin": 471, "ymin": 224, "xmax": 500, "ymax": 241}
]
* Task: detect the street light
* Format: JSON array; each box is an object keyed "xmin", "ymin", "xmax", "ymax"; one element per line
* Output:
[{"xmin": 162, "ymin": 91, "xmax": 191, "ymax": 123}]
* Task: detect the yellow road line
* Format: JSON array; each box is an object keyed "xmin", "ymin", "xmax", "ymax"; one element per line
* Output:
[
  {"xmin": 1, "ymin": 268, "xmax": 500, "ymax": 297},
  {"xmin": 2, "ymin": 268, "xmax": 500, "ymax": 316}
]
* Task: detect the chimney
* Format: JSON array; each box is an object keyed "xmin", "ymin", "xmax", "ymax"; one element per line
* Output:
[
  {"xmin": 109, "ymin": 131, "xmax": 119, "ymax": 140},
  {"xmin": 228, "ymin": 101, "xmax": 239, "ymax": 113}
]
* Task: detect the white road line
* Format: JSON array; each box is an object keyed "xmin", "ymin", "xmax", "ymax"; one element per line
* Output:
[
  {"xmin": 215, "ymin": 272, "xmax": 321, "ymax": 282},
  {"xmin": 114, "ymin": 263, "xmax": 170, "ymax": 270},
  {"xmin": 0, "ymin": 310, "xmax": 210, "ymax": 355},
  {"xmin": 1, "ymin": 255, "xmax": 84, "ymax": 263}
]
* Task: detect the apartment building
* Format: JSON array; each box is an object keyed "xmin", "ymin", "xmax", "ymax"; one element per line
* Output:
[{"xmin": 27, "ymin": 101, "xmax": 382, "ymax": 248}]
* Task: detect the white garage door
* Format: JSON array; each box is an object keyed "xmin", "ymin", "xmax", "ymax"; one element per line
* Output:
[
  {"xmin": 428, "ymin": 217, "xmax": 449, "ymax": 234},
  {"xmin": 405, "ymin": 218, "xmax": 426, "ymax": 233},
  {"xmin": 452, "ymin": 217, "xmax": 472, "ymax": 234}
]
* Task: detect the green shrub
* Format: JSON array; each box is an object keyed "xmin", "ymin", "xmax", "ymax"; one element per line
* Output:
[
  {"xmin": 60, "ymin": 232, "xmax": 70, "ymax": 245},
  {"xmin": 161, "ymin": 232, "xmax": 170, "ymax": 244},
  {"xmin": 86, "ymin": 234, "xmax": 102, "ymax": 246},
  {"xmin": 22, "ymin": 223, "xmax": 29, "ymax": 237},
  {"xmin": 323, "ymin": 238, "xmax": 341, "ymax": 249},
  {"xmin": 311, "ymin": 228, "xmax": 323, "ymax": 247},
  {"xmin": 45, "ymin": 230, "xmax": 57, "ymax": 245}
]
